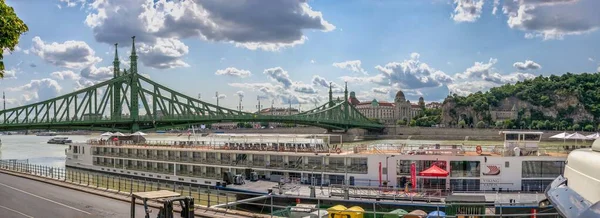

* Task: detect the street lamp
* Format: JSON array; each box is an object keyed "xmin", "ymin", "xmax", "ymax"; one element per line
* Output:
[{"xmin": 385, "ymin": 155, "xmax": 396, "ymax": 185}]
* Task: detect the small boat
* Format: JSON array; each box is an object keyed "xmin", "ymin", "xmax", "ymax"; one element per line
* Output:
[
  {"xmin": 37, "ymin": 132, "xmax": 57, "ymax": 136},
  {"xmin": 47, "ymin": 137, "xmax": 72, "ymax": 144}
]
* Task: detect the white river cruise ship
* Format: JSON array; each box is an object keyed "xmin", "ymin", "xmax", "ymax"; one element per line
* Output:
[{"xmin": 66, "ymin": 131, "xmax": 570, "ymax": 193}]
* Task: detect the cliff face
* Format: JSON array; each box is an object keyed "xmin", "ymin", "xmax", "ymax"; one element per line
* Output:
[{"xmin": 442, "ymin": 95, "xmax": 593, "ymax": 125}]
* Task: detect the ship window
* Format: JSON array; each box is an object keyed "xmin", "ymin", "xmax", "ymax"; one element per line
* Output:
[
  {"xmin": 134, "ymin": 173, "xmax": 138, "ymax": 175},
  {"xmin": 74, "ymin": 146, "xmax": 79, "ymax": 153},
  {"xmin": 522, "ymin": 161, "xmax": 564, "ymax": 178},
  {"xmin": 166, "ymin": 176, "xmax": 170, "ymax": 179},
  {"xmin": 141, "ymin": 173, "xmax": 145, "ymax": 176},
  {"xmin": 149, "ymin": 175, "xmax": 153, "ymax": 177},
  {"xmin": 450, "ymin": 161, "xmax": 480, "ymax": 177},
  {"xmin": 205, "ymin": 181, "xmax": 211, "ymax": 184},
  {"xmin": 178, "ymin": 178, "xmax": 184, "ymax": 181},
  {"xmin": 82, "ymin": 147, "xmax": 85, "ymax": 154},
  {"xmin": 191, "ymin": 180, "xmax": 197, "ymax": 182},
  {"xmin": 157, "ymin": 175, "xmax": 161, "ymax": 178},
  {"xmin": 505, "ymin": 133, "xmax": 518, "ymax": 141},
  {"xmin": 505, "ymin": 161, "xmax": 509, "ymax": 168},
  {"xmin": 521, "ymin": 179, "xmax": 553, "ymax": 192}
]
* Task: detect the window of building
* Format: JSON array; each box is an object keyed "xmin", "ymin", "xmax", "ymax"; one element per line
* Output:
[
  {"xmin": 505, "ymin": 161, "xmax": 509, "ymax": 168},
  {"xmin": 450, "ymin": 179, "xmax": 480, "ymax": 191},
  {"xmin": 522, "ymin": 161, "xmax": 564, "ymax": 178},
  {"xmin": 450, "ymin": 161, "xmax": 480, "ymax": 177},
  {"xmin": 521, "ymin": 179, "xmax": 553, "ymax": 192}
]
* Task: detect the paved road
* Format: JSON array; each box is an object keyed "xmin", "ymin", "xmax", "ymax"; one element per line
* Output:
[{"xmin": 0, "ymin": 172, "xmax": 159, "ymax": 218}]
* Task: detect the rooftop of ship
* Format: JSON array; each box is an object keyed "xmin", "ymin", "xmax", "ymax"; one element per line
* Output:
[{"xmin": 84, "ymin": 132, "xmax": 570, "ymax": 158}]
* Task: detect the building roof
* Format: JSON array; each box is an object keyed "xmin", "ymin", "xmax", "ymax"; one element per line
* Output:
[
  {"xmin": 395, "ymin": 90, "xmax": 406, "ymax": 102},
  {"xmin": 357, "ymin": 101, "xmax": 394, "ymax": 107},
  {"xmin": 411, "ymin": 104, "xmax": 421, "ymax": 109}
]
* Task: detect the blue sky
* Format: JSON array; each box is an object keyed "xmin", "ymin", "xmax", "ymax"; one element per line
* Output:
[{"xmin": 2, "ymin": 0, "xmax": 600, "ymax": 111}]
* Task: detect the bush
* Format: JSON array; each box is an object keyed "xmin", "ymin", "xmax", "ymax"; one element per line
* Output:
[
  {"xmin": 585, "ymin": 124, "xmax": 594, "ymax": 132},
  {"xmin": 476, "ymin": 121, "xmax": 486, "ymax": 128}
]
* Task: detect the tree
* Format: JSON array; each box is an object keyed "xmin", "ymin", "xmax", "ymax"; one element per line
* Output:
[
  {"xmin": 0, "ymin": 0, "xmax": 29, "ymax": 77},
  {"xmin": 396, "ymin": 120, "xmax": 406, "ymax": 125},
  {"xmin": 476, "ymin": 121, "xmax": 486, "ymax": 129},
  {"xmin": 458, "ymin": 120, "xmax": 466, "ymax": 128},
  {"xmin": 584, "ymin": 124, "xmax": 594, "ymax": 132},
  {"xmin": 573, "ymin": 124, "xmax": 580, "ymax": 131}
]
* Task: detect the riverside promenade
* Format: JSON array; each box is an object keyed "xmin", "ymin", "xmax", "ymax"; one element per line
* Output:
[{"xmin": 0, "ymin": 166, "xmax": 271, "ymax": 218}]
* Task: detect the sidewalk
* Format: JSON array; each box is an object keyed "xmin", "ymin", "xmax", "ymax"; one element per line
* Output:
[{"xmin": 0, "ymin": 168, "xmax": 273, "ymax": 218}]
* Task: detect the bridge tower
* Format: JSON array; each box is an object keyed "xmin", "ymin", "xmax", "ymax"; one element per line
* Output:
[
  {"xmin": 343, "ymin": 82, "xmax": 349, "ymax": 131},
  {"xmin": 129, "ymin": 36, "xmax": 140, "ymax": 132},
  {"xmin": 112, "ymin": 43, "xmax": 122, "ymax": 119}
]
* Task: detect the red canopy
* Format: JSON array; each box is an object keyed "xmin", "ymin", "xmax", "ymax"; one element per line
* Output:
[{"xmin": 419, "ymin": 165, "xmax": 449, "ymax": 177}]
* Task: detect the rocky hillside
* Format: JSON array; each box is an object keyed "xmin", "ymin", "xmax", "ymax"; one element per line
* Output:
[{"xmin": 441, "ymin": 72, "xmax": 600, "ymax": 129}]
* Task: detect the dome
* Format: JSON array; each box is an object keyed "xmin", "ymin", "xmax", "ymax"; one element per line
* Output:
[{"xmin": 395, "ymin": 90, "xmax": 406, "ymax": 102}]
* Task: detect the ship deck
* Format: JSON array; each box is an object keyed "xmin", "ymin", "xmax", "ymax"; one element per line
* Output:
[{"xmin": 84, "ymin": 139, "xmax": 569, "ymax": 157}]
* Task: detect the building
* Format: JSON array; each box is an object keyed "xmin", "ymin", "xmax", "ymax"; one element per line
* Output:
[
  {"xmin": 394, "ymin": 90, "xmax": 413, "ymax": 122},
  {"xmin": 349, "ymin": 90, "xmax": 423, "ymax": 125},
  {"xmin": 489, "ymin": 104, "xmax": 518, "ymax": 122},
  {"xmin": 426, "ymin": 102, "xmax": 442, "ymax": 109},
  {"xmin": 354, "ymin": 99, "xmax": 396, "ymax": 124}
]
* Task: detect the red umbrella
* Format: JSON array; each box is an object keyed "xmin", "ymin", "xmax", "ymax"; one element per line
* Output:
[{"xmin": 419, "ymin": 165, "xmax": 449, "ymax": 177}]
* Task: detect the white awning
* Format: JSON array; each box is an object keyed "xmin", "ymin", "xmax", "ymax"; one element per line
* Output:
[{"xmin": 550, "ymin": 132, "xmax": 569, "ymax": 139}]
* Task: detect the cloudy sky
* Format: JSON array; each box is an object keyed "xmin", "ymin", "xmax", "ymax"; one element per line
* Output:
[{"xmin": 2, "ymin": 0, "xmax": 599, "ymax": 111}]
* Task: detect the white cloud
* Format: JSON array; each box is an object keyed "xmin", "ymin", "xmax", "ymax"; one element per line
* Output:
[
  {"xmin": 492, "ymin": 0, "xmax": 500, "ymax": 15},
  {"xmin": 138, "ymin": 38, "xmax": 189, "ymax": 69},
  {"xmin": 312, "ymin": 75, "xmax": 344, "ymax": 93},
  {"xmin": 455, "ymin": 58, "xmax": 536, "ymax": 84},
  {"xmin": 502, "ymin": 0, "xmax": 600, "ymax": 40},
  {"xmin": 339, "ymin": 74, "xmax": 387, "ymax": 86},
  {"xmin": 450, "ymin": 58, "xmax": 536, "ymax": 95},
  {"xmin": 80, "ymin": 65, "xmax": 113, "ymax": 81},
  {"xmin": 215, "ymin": 67, "xmax": 252, "ymax": 78},
  {"xmin": 597, "ymin": 66, "xmax": 600, "ymax": 72},
  {"xmin": 310, "ymin": 59, "xmax": 316, "ymax": 64},
  {"xmin": 264, "ymin": 67, "xmax": 292, "ymax": 89},
  {"xmin": 374, "ymin": 52, "xmax": 454, "ymax": 89},
  {"xmin": 513, "ymin": 60, "xmax": 542, "ymax": 70},
  {"xmin": 332, "ymin": 60, "xmax": 367, "ymax": 75},
  {"xmin": 235, "ymin": 91, "xmax": 244, "ymax": 99},
  {"xmin": 84, "ymin": 0, "xmax": 335, "ymax": 51},
  {"xmin": 451, "ymin": 0, "xmax": 484, "ymax": 23},
  {"xmin": 51, "ymin": 70, "xmax": 81, "ymax": 80},
  {"xmin": 589, "ymin": 57, "xmax": 595, "ymax": 62},
  {"xmin": 372, "ymin": 87, "xmax": 390, "ymax": 94},
  {"xmin": 2, "ymin": 68, "xmax": 18, "ymax": 79},
  {"xmin": 448, "ymin": 80, "xmax": 497, "ymax": 96},
  {"xmin": 292, "ymin": 83, "xmax": 318, "ymax": 94},
  {"xmin": 29, "ymin": 36, "xmax": 101, "ymax": 69},
  {"xmin": 8, "ymin": 78, "xmax": 62, "ymax": 103}
]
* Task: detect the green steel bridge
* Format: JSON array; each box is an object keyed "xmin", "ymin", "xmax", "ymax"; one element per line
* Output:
[{"xmin": 0, "ymin": 37, "xmax": 384, "ymax": 133}]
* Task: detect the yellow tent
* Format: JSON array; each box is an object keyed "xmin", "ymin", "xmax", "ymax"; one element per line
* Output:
[{"xmin": 328, "ymin": 205, "xmax": 348, "ymax": 218}]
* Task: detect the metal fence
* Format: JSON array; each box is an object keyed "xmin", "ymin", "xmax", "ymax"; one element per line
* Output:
[
  {"xmin": 0, "ymin": 160, "xmax": 562, "ymax": 218},
  {"xmin": 0, "ymin": 160, "xmax": 235, "ymax": 207}
]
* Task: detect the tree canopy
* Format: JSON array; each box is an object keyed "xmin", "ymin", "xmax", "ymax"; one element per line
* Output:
[
  {"xmin": 446, "ymin": 72, "xmax": 600, "ymax": 130},
  {"xmin": 0, "ymin": 0, "xmax": 29, "ymax": 78}
]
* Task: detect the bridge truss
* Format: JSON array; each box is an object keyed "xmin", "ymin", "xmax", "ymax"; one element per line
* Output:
[{"xmin": 0, "ymin": 37, "xmax": 384, "ymax": 133}]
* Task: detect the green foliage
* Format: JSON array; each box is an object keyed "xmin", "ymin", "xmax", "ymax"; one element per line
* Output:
[
  {"xmin": 458, "ymin": 119, "xmax": 466, "ymax": 128},
  {"xmin": 573, "ymin": 124, "xmax": 581, "ymax": 131},
  {"xmin": 447, "ymin": 73, "xmax": 600, "ymax": 128},
  {"xmin": 0, "ymin": 0, "xmax": 29, "ymax": 77},
  {"xmin": 396, "ymin": 119, "xmax": 406, "ymax": 125},
  {"xmin": 413, "ymin": 115, "xmax": 441, "ymax": 127},
  {"xmin": 584, "ymin": 124, "xmax": 594, "ymax": 132},
  {"xmin": 409, "ymin": 119, "xmax": 416, "ymax": 127},
  {"xmin": 476, "ymin": 121, "xmax": 486, "ymax": 128}
]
